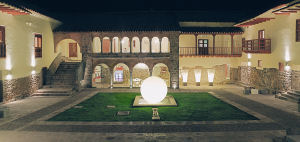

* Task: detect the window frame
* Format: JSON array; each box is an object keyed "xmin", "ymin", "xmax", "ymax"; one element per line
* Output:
[
  {"xmin": 0, "ymin": 26, "xmax": 6, "ymax": 58},
  {"xmin": 296, "ymin": 19, "xmax": 300, "ymax": 42},
  {"xmin": 34, "ymin": 33, "xmax": 42, "ymax": 58}
]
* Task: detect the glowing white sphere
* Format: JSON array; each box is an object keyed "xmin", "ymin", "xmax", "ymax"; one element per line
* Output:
[{"xmin": 140, "ymin": 76, "xmax": 168, "ymax": 103}]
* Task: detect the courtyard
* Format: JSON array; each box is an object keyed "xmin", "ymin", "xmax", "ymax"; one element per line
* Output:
[{"xmin": 0, "ymin": 85, "xmax": 299, "ymax": 141}]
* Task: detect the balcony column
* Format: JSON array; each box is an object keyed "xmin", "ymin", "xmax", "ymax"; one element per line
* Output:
[
  {"xmin": 212, "ymin": 34, "xmax": 216, "ymax": 55},
  {"xmin": 130, "ymin": 70, "xmax": 133, "ymax": 88},
  {"xmin": 150, "ymin": 37, "xmax": 152, "ymax": 54},
  {"xmin": 231, "ymin": 34, "xmax": 234, "ymax": 55},
  {"xmin": 100, "ymin": 37, "xmax": 103, "ymax": 54},
  {"xmin": 129, "ymin": 37, "xmax": 132, "ymax": 54},
  {"xmin": 194, "ymin": 34, "xmax": 198, "ymax": 55},
  {"xmin": 120, "ymin": 37, "xmax": 122, "ymax": 53},
  {"xmin": 110, "ymin": 68, "xmax": 113, "ymax": 88},
  {"xmin": 110, "ymin": 37, "xmax": 113, "ymax": 53}
]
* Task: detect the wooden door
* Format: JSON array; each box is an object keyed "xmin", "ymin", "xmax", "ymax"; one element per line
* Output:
[{"xmin": 69, "ymin": 43, "xmax": 77, "ymax": 57}]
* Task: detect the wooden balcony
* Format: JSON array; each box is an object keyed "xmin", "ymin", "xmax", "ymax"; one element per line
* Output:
[
  {"xmin": 179, "ymin": 47, "xmax": 242, "ymax": 57},
  {"xmin": 242, "ymin": 39, "xmax": 271, "ymax": 53}
]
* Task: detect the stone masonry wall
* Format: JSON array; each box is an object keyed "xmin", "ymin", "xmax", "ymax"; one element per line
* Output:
[
  {"xmin": 2, "ymin": 73, "xmax": 42, "ymax": 103},
  {"xmin": 230, "ymin": 67, "xmax": 298, "ymax": 92}
]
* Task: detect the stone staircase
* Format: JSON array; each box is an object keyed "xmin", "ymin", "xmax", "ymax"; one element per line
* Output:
[
  {"xmin": 33, "ymin": 62, "xmax": 81, "ymax": 96},
  {"xmin": 276, "ymin": 90, "xmax": 300, "ymax": 103}
]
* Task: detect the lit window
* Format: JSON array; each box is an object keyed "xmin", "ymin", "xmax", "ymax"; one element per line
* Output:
[
  {"xmin": 34, "ymin": 34, "xmax": 42, "ymax": 57},
  {"xmin": 0, "ymin": 26, "xmax": 6, "ymax": 57},
  {"xmin": 114, "ymin": 70, "xmax": 123, "ymax": 82}
]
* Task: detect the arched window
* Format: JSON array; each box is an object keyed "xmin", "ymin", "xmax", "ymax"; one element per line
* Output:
[
  {"xmin": 141, "ymin": 37, "xmax": 150, "ymax": 53},
  {"xmin": 92, "ymin": 37, "xmax": 101, "ymax": 53},
  {"xmin": 121, "ymin": 37, "xmax": 130, "ymax": 53},
  {"xmin": 151, "ymin": 37, "xmax": 160, "ymax": 53},
  {"xmin": 131, "ymin": 37, "xmax": 140, "ymax": 53},
  {"xmin": 161, "ymin": 37, "xmax": 170, "ymax": 53},
  {"xmin": 102, "ymin": 37, "xmax": 111, "ymax": 53},
  {"xmin": 112, "ymin": 37, "xmax": 120, "ymax": 53}
]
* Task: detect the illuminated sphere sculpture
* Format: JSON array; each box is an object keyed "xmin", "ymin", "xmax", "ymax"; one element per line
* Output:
[{"xmin": 140, "ymin": 76, "xmax": 168, "ymax": 103}]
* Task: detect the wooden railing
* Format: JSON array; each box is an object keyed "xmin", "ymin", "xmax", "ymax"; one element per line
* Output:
[
  {"xmin": 179, "ymin": 47, "xmax": 242, "ymax": 56},
  {"xmin": 242, "ymin": 39, "xmax": 271, "ymax": 53}
]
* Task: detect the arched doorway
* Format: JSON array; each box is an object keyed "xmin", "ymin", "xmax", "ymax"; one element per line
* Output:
[
  {"xmin": 92, "ymin": 64, "xmax": 111, "ymax": 88},
  {"xmin": 56, "ymin": 39, "xmax": 82, "ymax": 61},
  {"xmin": 132, "ymin": 63, "xmax": 150, "ymax": 87},
  {"xmin": 152, "ymin": 63, "xmax": 170, "ymax": 87},
  {"xmin": 113, "ymin": 63, "xmax": 130, "ymax": 87}
]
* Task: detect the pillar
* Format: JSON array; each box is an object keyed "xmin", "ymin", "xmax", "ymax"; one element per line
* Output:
[
  {"xmin": 212, "ymin": 34, "xmax": 216, "ymax": 55},
  {"xmin": 194, "ymin": 34, "xmax": 198, "ymax": 55},
  {"xmin": 130, "ymin": 70, "xmax": 133, "ymax": 88},
  {"xmin": 231, "ymin": 34, "xmax": 234, "ymax": 55},
  {"xmin": 110, "ymin": 69, "xmax": 113, "ymax": 88}
]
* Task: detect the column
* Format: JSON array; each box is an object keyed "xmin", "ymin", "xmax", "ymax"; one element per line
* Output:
[
  {"xmin": 110, "ymin": 69, "xmax": 113, "ymax": 88},
  {"xmin": 231, "ymin": 34, "xmax": 234, "ymax": 55},
  {"xmin": 194, "ymin": 34, "xmax": 198, "ymax": 55},
  {"xmin": 212, "ymin": 34, "xmax": 216, "ymax": 55},
  {"xmin": 149, "ymin": 68, "xmax": 153, "ymax": 76},
  {"xmin": 159, "ymin": 38, "xmax": 162, "ymax": 53},
  {"xmin": 100, "ymin": 37, "xmax": 103, "ymax": 54},
  {"xmin": 120, "ymin": 37, "xmax": 122, "ymax": 53},
  {"xmin": 110, "ymin": 37, "xmax": 112, "ymax": 53},
  {"xmin": 150, "ymin": 37, "xmax": 152, "ymax": 54},
  {"xmin": 130, "ymin": 70, "xmax": 133, "ymax": 88},
  {"xmin": 129, "ymin": 37, "xmax": 132, "ymax": 54}
]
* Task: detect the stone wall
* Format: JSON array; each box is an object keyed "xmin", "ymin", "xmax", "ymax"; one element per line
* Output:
[
  {"xmin": 2, "ymin": 73, "xmax": 42, "ymax": 103},
  {"xmin": 230, "ymin": 67, "xmax": 299, "ymax": 92},
  {"xmin": 292, "ymin": 70, "xmax": 300, "ymax": 90}
]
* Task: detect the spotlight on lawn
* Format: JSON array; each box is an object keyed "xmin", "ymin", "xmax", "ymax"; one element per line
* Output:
[
  {"xmin": 140, "ymin": 76, "xmax": 167, "ymax": 103},
  {"xmin": 133, "ymin": 76, "xmax": 177, "ymax": 107}
]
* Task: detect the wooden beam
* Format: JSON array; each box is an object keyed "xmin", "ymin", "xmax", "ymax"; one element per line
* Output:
[
  {"xmin": 281, "ymin": 10, "xmax": 297, "ymax": 13},
  {"xmin": 287, "ymin": 8, "xmax": 300, "ymax": 10}
]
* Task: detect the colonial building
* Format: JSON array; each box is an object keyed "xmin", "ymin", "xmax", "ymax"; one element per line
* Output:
[{"xmin": 0, "ymin": 0, "xmax": 300, "ymax": 103}]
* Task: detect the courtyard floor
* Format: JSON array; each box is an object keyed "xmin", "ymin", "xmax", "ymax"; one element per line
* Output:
[{"xmin": 0, "ymin": 85, "xmax": 299, "ymax": 142}]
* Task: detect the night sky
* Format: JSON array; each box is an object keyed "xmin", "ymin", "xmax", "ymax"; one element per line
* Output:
[{"xmin": 14, "ymin": 0, "xmax": 294, "ymax": 22}]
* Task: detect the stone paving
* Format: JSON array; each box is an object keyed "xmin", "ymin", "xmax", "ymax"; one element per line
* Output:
[{"xmin": 0, "ymin": 85, "xmax": 299, "ymax": 141}]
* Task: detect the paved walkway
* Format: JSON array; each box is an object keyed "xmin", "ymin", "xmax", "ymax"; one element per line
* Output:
[{"xmin": 0, "ymin": 86, "xmax": 299, "ymax": 141}]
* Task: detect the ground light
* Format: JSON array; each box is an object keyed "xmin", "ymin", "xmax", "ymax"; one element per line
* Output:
[
  {"xmin": 140, "ymin": 76, "xmax": 167, "ymax": 103},
  {"xmin": 133, "ymin": 76, "xmax": 177, "ymax": 107},
  {"xmin": 207, "ymin": 69, "xmax": 215, "ymax": 86}
]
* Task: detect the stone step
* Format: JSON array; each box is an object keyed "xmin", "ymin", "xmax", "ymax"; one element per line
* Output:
[
  {"xmin": 276, "ymin": 93, "xmax": 299, "ymax": 103},
  {"xmin": 36, "ymin": 88, "xmax": 73, "ymax": 93},
  {"xmin": 281, "ymin": 93, "xmax": 300, "ymax": 103},
  {"xmin": 295, "ymin": 90, "xmax": 300, "ymax": 94},
  {"xmin": 288, "ymin": 91, "xmax": 300, "ymax": 97},
  {"xmin": 43, "ymin": 85, "xmax": 74, "ymax": 88},
  {"xmin": 33, "ymin": 92, "xmax": 70, "ymax": 96}
]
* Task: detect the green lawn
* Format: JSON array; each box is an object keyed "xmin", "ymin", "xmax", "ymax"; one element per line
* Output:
[{"xmin": 48, "ymin": 92, "xmax": 258, "ymax": 121}]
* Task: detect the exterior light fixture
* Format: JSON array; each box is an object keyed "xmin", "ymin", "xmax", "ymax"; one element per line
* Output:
[
  {"xmin": 194, "ymin": 69, "xmax": 201, "ymax": 86},
  {"xmin": 31, "ymin": 70, "xmax": 36, "ymax": 75},
  {"xmin": 247, "ymin": 53, "xmax": 252, "ymax": 59},
  {"xmin": 247, "ymin": 62, "xmax": 252, "ymax": 66},
  {"xmin": 6, "ymin": 74, "xmax": 12, "ymax": 80},
  {"xmin": 181, "ymin": 70, "xmax": 188, "ymax": 86},
  {"xmin": 207, "ymin": 69, "xmax": 215, "ymax": 86},
  {"xmin": 284, "ymin": 61, "xmax": 291, "ymax": 71},
  {"xmin": 140, "ymin": 76, "xmax": 167, "ymax": 104}
]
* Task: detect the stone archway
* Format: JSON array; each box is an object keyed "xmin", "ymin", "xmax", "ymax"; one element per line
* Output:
[
  {"xmin": 92, "ymin": 63, "xmax": 111, "ymax": 88},
  {"xmin": 152, "ymin": 63, "xmax": 170, "ymax": 87},
  {"xmin": 113, "ymin": 63, "xmax": 130, "ymax": 87},
  {"xmin": 132, "ymin": 63, "xmax": 150, "ymax": 87},
  {"xmin": 56, "ymin": 39, "xmax": 82, "ymax": 61}
]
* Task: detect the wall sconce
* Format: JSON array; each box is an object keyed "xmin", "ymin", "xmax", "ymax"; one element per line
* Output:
[
  {"xmin": 194, "ymin": 69, "xmax": 201, "ymax": 86},
  {"xmin": 207, "ymin": 69, "xmax": 215, "ymax": 86},
  {"xmin": 247, "ymin": 53, "xmax": 252, "ymax": 59},
  {"xmin": 284, "ymin": 61, "xmax": 291, "ymax": 71},
  {"xmin": 6, "ymin": 74, "xmax": 12, "ymax": 80},
  {"xmin": 181, "ymin": 70, "xmax": 188, "ymax": 86},
  {"xmin": 31, "ymin": 70, "xmax": 36, "ymax": 75},
  {"xmin": 247, "ymin": 61, "xmax": 251, "ymax": 66}
]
